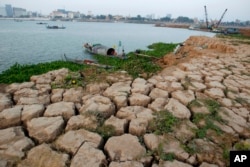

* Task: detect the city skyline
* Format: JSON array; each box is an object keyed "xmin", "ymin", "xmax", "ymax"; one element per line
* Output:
[{"xmin": 1, "ymin": 0, "xmax": 250, "ymax": 21}]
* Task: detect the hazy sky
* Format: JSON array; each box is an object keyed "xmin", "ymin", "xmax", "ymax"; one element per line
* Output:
[{"xmin": 1, "ymin": 0, "xmax": 249, "ymax": 21}]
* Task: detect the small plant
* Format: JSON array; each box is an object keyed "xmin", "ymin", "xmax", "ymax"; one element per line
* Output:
[
  {"xmin": 96, "ymin": 124, "xmax": 116, "ymax": 141},
  {"xmin": 234, "ymin": 141, "xmax": 250, "ymax": 150},
  {"xmin": 148, "ymin": 110, "xmax": 179, "ymax": 135}
]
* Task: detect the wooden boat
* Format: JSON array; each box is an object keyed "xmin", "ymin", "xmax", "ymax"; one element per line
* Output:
[
  {"xmin": 63, "ymin": 54, "xmax": 113, "ymax": 69},
  {"xmin": 46, "ymin": 25, "xmax": 66, "ymax": 29},
  {"xmin": 83, "ymin": 43, "xmax": 126, "ymax": 59}
]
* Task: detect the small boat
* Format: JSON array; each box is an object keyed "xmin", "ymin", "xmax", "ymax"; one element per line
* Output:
[
  {"xmin": 46, "ymin": 25, "xmax": 66, "ymax": 29},
  {"xmin": 63, "ymin": 54, "xmax": 113, "ymax": 69},
  {"xmin": 37, "ymin": 22, "xmax": 47, "ymax": 25},
  {"xmin": 83, "ymin": 43, "xmax": 126, "ymax": 59}
]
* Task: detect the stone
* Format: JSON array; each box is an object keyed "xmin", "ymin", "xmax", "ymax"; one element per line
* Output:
[
  {"xmin": 51, "ymin": 88, "xmax": 65, "ymax": 103},
  {"xmin": 17, "ymin": 94, "xmax": 51, "ymax": 105},
  {"xmin": 13, "ymin": 88, "xmax": 38, "ymax": 103},
  {"xmin": 63, "ymin": 87, "xmax": 84, "ymax": 103},
  {"xmin": 0, "ymin": 105, "xmax": 22, "ymax": 129},
  {"xmin": 148, "ymin": 98, "xmax": 168, "ymax": 112},
  {"xmin": 55, "ymin": 129, "xmax": 103, "ymax": 154},
  {"xmin": 21, "ymin": 104, "xmax": 45, "ymax": 123},
  {"xmin": 149, "ymin": 88, "xmax": 169, "ymax": 100},
  {"xmin": 103, "ymin": 81, "xmax": 131, "ymax": 98},
  {"xmin": 129, "ymin": 93, "xmax": 151, "ymax": 107},
  {"xmin": 0, "ymin": 93, "xmax": 13, "ymax": 112},
  {"xmin": 129, "ymin": 118, "xmax": 148, "ymax": 136},
  {"xmin": 189, "ymin": 82, "xmax": 207, "ymax": 91},
  {"xmin": 65, "ymin": 115, "xmax": 98, "ymax": 131},
  {"xmin": 0, "ymin": 126, "xmax": 34, "ymax": 164},
  {"xmin": 143, "ymin": 133, "xmax": 160, "ymax": 151},
  {"xmin": 172, "ymin": 120, "xmax": 197, "ymax": 143},
  {"xmin": 218, "ymin": 98, "xmax": 233, "ymax": 107},
  {"xmin": 116, "ymin": 106, "xmax": 153, "ymax": 121},
  {"xmin": 18, "ymin": 144, "xmax": 69, "ymax": 167},
  {"xmin": 207, "ymin": 81, "xmax": 226, "ymax": 89},
  {"xmin": 27, "ymin": 116, "xmax": 64, "ymax": 143},
  {"xmin": 104, "ymin": 134, "xmax": 146, "ymax": 161},
  {"xmin": 85, "ymin": 82, "xmax": 109, "ymax": 94},
  {"xmin": 159, "ymin": 160, "xmax": 192, "ymax": 167},
  {"xmin": 164, "ymin": 98, "xmax": 191, "ymax": 119},
  {"xmin": 171, "ymin": 90, "xmax": 195, "ymax": 106},
  {"xmin": 109, "ymin": 161, "xmax": 144, "ymax": 167},
  {"xmin": 5, "ymin": 82, "xmax": 35, "ymax": 94},
  {"xmin": 204, "ymin": 88, "xmax": 225, "ymax": 99},
  {"xmin": 113, "ymin": 95, "xmax": 128, "ymax": 109},
  {"xmin": 162, "ymin": 135, "xmax": 189, "ymax": 161},
  {"xmin": 80, "ymin": 95, "xmax": 115, "ymax": 118},
  {"xmin": 70, "ymin": 142, "xmax": 107, "ymax": 167},
  {"xmin": 104, "ymin": 116, "xmax": 128, "ymax": 135},
  {"xmin": 131, "ymin": 78, "xmax": 152, "ymax": 95},
  {"xmin": 199, "ymin": 162, "xmax": 219, "ymax": 167},
  {"xmin": 44, "ymin": 101, "xmax": 75, "ymax": 120}
]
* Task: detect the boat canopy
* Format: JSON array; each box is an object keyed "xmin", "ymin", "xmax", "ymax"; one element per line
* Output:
[{"xmin": 91, "ymin": 44, "xmax": 116, "ymax": 55}]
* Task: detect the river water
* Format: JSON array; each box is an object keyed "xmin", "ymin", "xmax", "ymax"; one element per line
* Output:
[{"xmin": 0, "ymin": 20, "xmax": 214, "ymax": 73}]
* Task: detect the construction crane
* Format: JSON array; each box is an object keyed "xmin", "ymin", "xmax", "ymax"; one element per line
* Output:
[
  {"xmin": 215, "ymin": 9, "xmax": 228, "ymax": 28},
  {"xmin": 204, "ymin": 6, "xmax": 209, "ymax": 29},
  {"xmin": 204, "ymin": 6, "xmax": 228, "ymax": 29}
]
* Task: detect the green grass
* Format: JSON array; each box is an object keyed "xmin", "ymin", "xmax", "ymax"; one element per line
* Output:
[
  {"xmin": 0, "ymin": 61, "xmax": 84, "ymax": 84},
  {"xmin": 148, "ymin": 110, "xmax": 179, "ymax": 135},
  {"xmin": 0, "ymin": 42, "xmax": 177, "ymax": 84}
]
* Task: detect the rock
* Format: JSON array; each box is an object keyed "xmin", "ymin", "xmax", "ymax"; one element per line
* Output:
[
  {"xmin": 0, "ymin": 93, "xmax": 13, "ymax": 112},
  {"xmin": 190, "ymin": 139, "xmax": 225, "ymax": 166},
  {"xmin": 129, "ymin": 118, "xmax": 148, "ymax": 136},
  {"xmin": 63, "ymin": 87, "xmax": 84, "ymax": 103},
  {"xmin": 116, "ymin": 106, "xmax": 153, "ymax": 121},
  {"xmin": 109, "ymin": 161, "xmax": 144, "ymax": 167},
  {"xmin": 51, "ymin": 88, "xmax": 65, "ymax": 103},
  {"xmin": 18, "ymin": 94, "xmax": 51, "ymax": 105},
  {"xmin": 189, "ymin": 82, "xmax": 207, "ymax": 91},
  {"xmin": 159, "ymin": 160, "xmax": 192, "ymax": 167},
  {"xmin": 155, "ymin": 81, "xmax": 170, "ymax": 91},
  {"xmin": 167, "ymin": 82, "xmax": 184, "ymax": 93},
  {"xmin": 27, "ymin": 116, "xmax": 64, "ymax": 143},
  {"xmin": 162, "ymin": 135, "xmax": 189, "ymax": 161},
  {"xmin": 80, "ymin": 95, "xmax": 115, "ymax": 119},
  {"xmin": 0, "ymin": 105, "xmax": 22, "ymax": 129},
  {"xmin": 149, "ymin": 88, "xmax": 169, "ymax": 100},
  {"xmin": 131, "ymin": 78, "xmax": 152, "ymax": 95},
  {"xmin": 104, "ymin": 116, "xmax": 128, "ymax": 135},
  {"xmin": 148, "ymin": 98, "xmax": 168, "ymax": 112},
  {"xmin": 164, "ymin": 98, "xmax": 191, "ymax": 119},
  {"xmin": 13, "ymin": 88, "xmax": 38, "ymax": 103},
  {"xmin": 104, "ymin": 134, "xmax": 146, "ymax": 161},
  {"xmin": 21, "ymin": 104, "xmax": 45, "ymax": 124},
  {"xmin": 143, "ymin": 133, "xmax": 160, "ymax": 151},
  {"xmin": 103, "ymin": 81, "xmax": 131, "ymax": 108},
  {"xmin": 18, "ymin": 143, "xmax": 69, "ymax": 167},
  {"xmin": 55, "ymin": 129, "xmax": 103, "ymax": 154},
  {"xmin": 172, "ymin": 120, "xmax": 197, "ymax": 143},
  {"xmin": 0, "ymin": 126, "xmax": 34, "ymax": 164},
  {"xmin": 35, "ymin": 84, "xmax": 51, "ymax": 95},
  {"xmin": 65, "ymin": 114, "xmax": 98, "ymax": 131},
  {"xmin": 5, "ymin": 82, "xmax": 35, "ymax": 94},
  {"xmin": 44, "ymin": 102, "xmax": 75, "ymax": 120},
  {"xmin": 218, "ymin": 98, "xmax": 233, "ymax": 107},
  {"xmin": 204, "ymin": 88, "xmax": 225, "ymax": 99},
  {"xmin": 199, "ymin": 162, "xmax": 219, "ymax": 167},
  {"xmin": 85, "ymin": 82, "xmax": 109, "ymax": 94},
  {"xmin": 171, "ymin": 90, "xmax": 195, "ymax": 106},
  {"xmin": 70, "ymin": 142, "xmax": 107, "ymax": 167},
  {"xmin": 205, "ymin": 76, "xmax": 224, "ymax": 82},
  {"xmin": 129, "ymin": 93, "xmax": 151, "ymax": 107},
  {"xmin": 207, "ymin": 81, "xmax": 226, "ymax": 89}
]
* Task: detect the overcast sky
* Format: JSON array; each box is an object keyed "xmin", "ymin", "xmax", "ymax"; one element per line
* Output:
[{"xmin": 1, "ymin": 0, "xmax": 249, "ymax": 21}]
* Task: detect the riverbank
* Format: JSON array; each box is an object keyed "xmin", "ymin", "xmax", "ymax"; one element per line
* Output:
[{"xmin": 0, "ymin": 35, "xmax": 250, "ymax": 167}]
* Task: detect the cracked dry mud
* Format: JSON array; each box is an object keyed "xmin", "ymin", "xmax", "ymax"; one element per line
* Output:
[{"xmin": 0, "ymin": 36, "xmax": 250, "ymax": 167}]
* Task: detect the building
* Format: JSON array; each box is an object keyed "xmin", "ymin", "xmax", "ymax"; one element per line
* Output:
[
  {"xmin": 13, "ymin": 7, "xmax": 26, "ymax": 17},
  {"xmin": 0, "ymin": 6, "xmax": 7, "ymax": 17},
  {"xmin": 5, "ymin": 4, "xmax": 13, "ymax": 17}
]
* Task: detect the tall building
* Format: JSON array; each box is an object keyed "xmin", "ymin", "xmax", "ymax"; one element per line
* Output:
[
  {"xmin": 5, "ymin": 4, "xmax": 13, "ymax": 17},
  {"xmin": 13, "ymin": 7, "xmax": 26, "ymax": 17},
  {"xmin": 0, "ymin": 6, "xmax": 7, "ymax": 16}
]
